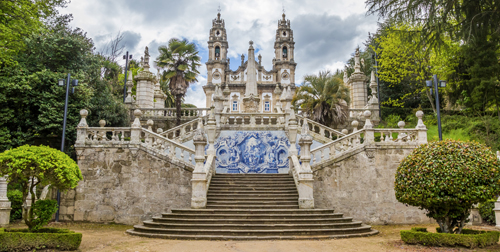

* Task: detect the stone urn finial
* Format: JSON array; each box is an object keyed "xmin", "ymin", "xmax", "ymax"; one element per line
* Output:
[
  {"xmin": 398, "ymin": 121, "xmax": 406, "ymax": 129},
  {"xmin": 99, "ymin": 119, "xmax": 106, "ymax": 128},
  {"xmin": 363, "ymin": 110, "xmax": 373, "ymax": 129},
  {"xmin": 415, "ymin": 110, "xmax": 426, "ymax": 129},
  {"xmin": 157, "ymin": 128, "xmax": 163, "ymax": 134},
  {"xmin": 132, "ymin": 109, "xmax": 143, "ymax": 128},
  {"xmin": 352, "ymin": 120, "xmax": 359, "ymax": 132},
  {"xmin": 342, "ymin": 129, "xmax": 349, "ymax": 135},
  {"xmin": 147, "ymin": 119, "xmax": 154, "ymax": 131},
  {"xmin": 134, "ymin": 109, "xmax": 143, "ymax": 118},
  {"xmin": 78, "ymin": 109, "xmax": 89, "ymax": 127}
]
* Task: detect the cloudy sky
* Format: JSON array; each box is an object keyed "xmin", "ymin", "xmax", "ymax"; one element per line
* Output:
[{"xmin": 60, "ymin": 0, "xmax": 379, "ymax": 108}]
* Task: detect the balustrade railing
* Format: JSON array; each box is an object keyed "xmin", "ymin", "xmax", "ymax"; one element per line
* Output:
[
  {"xmin": 85, "ymin": 127, "xmax": 132, "ymax": 144},
  {"xmin": 141, "ymin": 129, "xmax": 195, "ymax": 166},
  {"xmin": 310, "ymin": 129, "xmax": 365, "ymax": 166},
  {"xmin": 218, "ymin": 112, "xmax": 286, "ymax": 127},
  {"xmin": 160, "ymin": 116, "xmax": 208, "ymax": 141},
  {"xmin": 296, "ymin": 115, "xmax": 345, "ymax": 141},
  {"xmin": 133, "ymin": 108, "xmax": 210, "ymax": 118}
]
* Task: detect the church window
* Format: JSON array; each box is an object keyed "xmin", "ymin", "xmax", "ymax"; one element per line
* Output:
[
  {"xmin": 215, "ymin": 46, "xmax": 220, "ymax": 58},
  {"xmin": 264, "ymin": 101, "xmax": 270, "ymax": 111},
  {"xmin": 283, "ymin": 31, "xmax": 287, "ymax": 36},
  {"xmin": 232, "ymin": 101, "xmax": 238, "ymax": 111},
  {"xmin": 282, "ymin": 46, "xmax": 287, "ymax": 58},
  {"xmin": 216, "ymin": 30, "xmax": 220, "ymax": 36}
]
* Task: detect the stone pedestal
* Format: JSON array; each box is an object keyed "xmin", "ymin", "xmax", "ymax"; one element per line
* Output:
[
  {"xmin": 467, "ymin": 205, "xmax": 483, "ymax": 226},
  {"xmin": 494, "ymin": 197, "xmax": 500, "ymax": 229},
  {"xmin": 242, "ymin": 95, "xmax": 260, "ymax": 113},
  {"xmin": 0, "ymin": 176, "xmax": 11, "ymax": 227}
]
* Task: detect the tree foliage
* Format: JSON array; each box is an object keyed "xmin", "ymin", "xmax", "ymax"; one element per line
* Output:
[
  {"xmin": 395, "ymin": 140, "xmax": 500, "ymax": 234},
  {"xmin": 292, "ymin": 71, "xmax": 350, "ymax": 127},
  {"xmin": 0, "ymin": 145, "xmax": 82, "ymax": 231},
  {"xmin": 155, "ymin": 38, "xmax": 201, "ymax": 125}
]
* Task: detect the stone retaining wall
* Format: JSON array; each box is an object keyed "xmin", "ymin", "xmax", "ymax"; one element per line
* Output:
[
  {"xmin": 60, "ymin": 147, "xmax": 192, "ymax": 225},
  {"xmin": 313, "ymin": 146, "xmax": 433, "ymax": 225}
]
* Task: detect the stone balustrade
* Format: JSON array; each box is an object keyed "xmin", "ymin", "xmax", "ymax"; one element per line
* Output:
[
  {"xmin": 217, "ymin": 112, "xmax": 286, "ymax": 129},
  {"xmin": 133, "ymin": 108, "xmax": 210, "ymax": 119},
  {"xmin": 76, "ymin": 109, "xmax": 196, "ymax": 169},
  {"xmin": 160, "ymin": 116, "xmax": 208, "ymax": 141},
  {"xmin": 296, "ymin": 115, "xmax": 345, "ymax": 143},
  {"xmin": 309, "ymin": 110, "xmax": 427, "ymax": 168}
]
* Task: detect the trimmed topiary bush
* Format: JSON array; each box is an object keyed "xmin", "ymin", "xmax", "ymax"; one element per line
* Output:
[
  {"xmin": 401, "ymin": 227, "xmax": 500, "ymax": 248},
  {"xmin": 0, "ymin": 227, "xmax": 82, "ymax": 251},
  {"xmin": 6, "ymin": 190, "xmax": 22, "ymax": 221},
  {"xmin": 479, "ymin": 200, "xmax": 496, "ymax": 225},
  {"xmin": 395, "ymin": 140, "xmax": 500, "ymax": 234},
  {"xmin": 0, "ymin": 145, "xmax": 82, "ymax": 231}
]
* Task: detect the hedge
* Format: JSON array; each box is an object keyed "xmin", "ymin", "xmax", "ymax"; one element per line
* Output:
[
  {"xmin": 401, "ymin": 227, "xmax": 500, "ymax": 248},
  {"xmin": 0, "ymin": 228, "xmax": 82, "ymax": 251}
]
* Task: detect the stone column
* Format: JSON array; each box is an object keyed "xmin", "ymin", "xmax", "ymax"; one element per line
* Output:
[
  {"xmin": 287, "ymin": 110, "xmax": 298, "ymax": 156},
  {"xmin": 130, "ymin": 109, "xmax": 143, "ymax": 145},
  {"xmin": 191, "ymin": 127, "xmax": 208, "ymax": 209},
  {"xmin": 495, "ymin": 153, "xmax": 500, "ymax": 229},
  {"xmin": 349, "ymin": 49, "xmax": 367, "ymax": 109},
  {"xmin": 205, "ymin": 108, "xmax": 217, "ymax": 155},
  {"xmin": 298, "ymin": 119, "xmax": 314, "ymax": 209},
  {"xmin": 363, "ymin": 110, "xmax": 374, "ymax": 144},
  {"xmin": 0, "ymin": 176, "xmax": 11, "ymax": 227},
  {"xmin": 415, "ymin": 111, "xmax": 427, "ymax": 144}
]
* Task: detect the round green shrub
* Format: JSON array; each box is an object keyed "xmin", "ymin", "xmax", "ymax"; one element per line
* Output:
[
  {"xmin": 479, "ymin": 200, "xmax": 496, "ymax": 225},
  {"xmin": 32, "ymin": 199, "xmax": 59, "ymax": 232},
  {"xmin": 395, "ymin": 140, "xmax": 500, "ymax": 234}
]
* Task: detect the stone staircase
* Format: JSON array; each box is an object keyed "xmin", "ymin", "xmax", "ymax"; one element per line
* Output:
[{"xmin": 127, "ymin": 174, "xmax": 378, "ymax": 240}]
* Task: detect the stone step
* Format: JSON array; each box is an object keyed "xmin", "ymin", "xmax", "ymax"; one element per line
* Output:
[
  {"xmin": 214, "ymin": 174, "xmax": 292, "ymax": 178},
  {"xmin": 207, "ymin": 197, "xmax": 298, "ymax": 201},
  {"xmin": 207, "ymin": 193, "xmax": 298, "ymax": 197},
  {"xmin": 209, "ymin": 182, "xmax": 296, "ymax": 186},
  {"xmin": 129, "ymin": 225, "xmax": 374, "ymax": 236},
  {"xmin": 209, "ymin": 185, "xmax": 297, "ymax": 190},
  {"xmin": 126, "ymin": 229, "xmax": 380, "ymax": 240},
  {"xmin": 171, "ymin": 209, "xmax": 335, "ymax": 215},
  {"xmin": 161, "ymin": 213, "xmax": 344, "ymax": 219},
  {"xmin": 152, "ymin": 217, "xmax": 353, "ymax": 224},
  {"xmin": 206, "ymin": 200, "xmax": 298, "ymax": 205},
  {"xmin": 208, "ymin": 189, "xmax": 298, "ymax": 194},
  {"xmin": 142, "ymin": 221, "xmax": 363, "ymax": 230},
  {"xmin": 210, "ymin": 178, "xmax": 294, "ymax": 182},
  {"xmin": 206, "ymin": 204, "xmax": 299, "ymax": 209}
]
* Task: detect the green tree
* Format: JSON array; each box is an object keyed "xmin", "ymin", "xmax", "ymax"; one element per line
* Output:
[
  {"xmin": 0, "ymin": 0, "xmax": 69, "ymax": 67},
  {"xmin": 155, "ymin": 38, "xmax": 201, "ymax": 126},
  {"xmin": 292, "ymin": 71, "xmax": 350, "ymax": 127},
  {"xmin": 0, "ymin": 145, "xmax": 82, "ymax": 231},
  {"xmin": 395, "ymin": 140, "xmax": 500, "ymax": 234}
]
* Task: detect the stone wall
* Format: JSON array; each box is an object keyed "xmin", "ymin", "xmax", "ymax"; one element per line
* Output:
[
  {"xmin": 59, "ymin": 147, "xmax": 192, "ymax": 225},
  {"xmin": 313, "ymin": 145, "xmax": 433, "ymax": 225}
]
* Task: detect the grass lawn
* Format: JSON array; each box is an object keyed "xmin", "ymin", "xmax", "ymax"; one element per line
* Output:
[
  {"xmin": 427, "ymin": 125, "xmax": 471, "ymax": 142},
  {"xmin": 6, "ymin": 222, "xmax": 500, "ymax": 252}
]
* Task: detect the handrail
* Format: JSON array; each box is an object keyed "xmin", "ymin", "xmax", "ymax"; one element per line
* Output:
[
  {"xmin": 159, "ymin": 116, "xmax": 207, "ymax": 139},
  {"xmin": 142, "ymin": 128, "xmax": 195, "ymax": 154},
  {"xmin": 296, "ymin": 115, "xmax": 345, "ymax": 138}
]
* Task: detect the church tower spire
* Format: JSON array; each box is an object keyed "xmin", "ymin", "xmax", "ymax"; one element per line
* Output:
[
  {"xmin": 206, "ymin": 11, "xmax": 229, "ymax": 88},
  {"xmin": 273, "ymin": 13, "xmax": 297, "ymax": 87}
]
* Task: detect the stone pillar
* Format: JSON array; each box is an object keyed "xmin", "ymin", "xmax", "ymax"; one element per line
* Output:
[
  {"xmin": 0, "ymin": 176, "xmax": 11, "ymax": 227},
  {"xmin": 124, "ymin": 70, "xmax": 134, "ymax": 104},
  {"xmin": 368, "ymin": 71, "xmax": 380, "ymax": 125},
  {"xmin": 494, "ymin": 196, "xmax": 500, "ymax": 229},
  {"xmin": 287, "ymin": 110, "xmax": 298, "ymax": 156},
  {"xmin": 135, "ymin": 47, "xmax": 155, "ymax": 108},
  {"xmin": 349, "ymin": 49, "xmax": 367, "ymax": 109},
  {"xmin": 191, "ymin": 125, "xmax": 208, "ymax": 209},
  {"xmin": 363, "ymin": 110, "xmax": 374, "ymax": 144},
  {"xmin": 130, "ymin": 109, "xmax": 143, "ymax": 145},
  {"xmin": 298, "ymin": 119, "xmax": 314, "ymax": 209},
  {"xmin": 205, "ymin": 108, "xmax": 217, "ymax": 155},
  {"xmin": 75, "ymin": 109, "xmax": 88, "ymax": 146},
  {"xmin": 415, "ymin": 110, "xmax": 427, "ymax": 144}
]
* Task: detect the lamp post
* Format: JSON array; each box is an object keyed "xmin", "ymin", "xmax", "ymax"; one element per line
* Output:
[
  {"xmin": 123, "ymin": 51, "xmax": 133, "ymax": 102},
  {"xmin": 56, "ymin": 73, "xmax": 78, "ymax": 222},
  {"xmin": 426, "ymin": 74, "xmax": 447, "ymax": 141},
  {"xmin": 372, "ymin": 52, "xmax": 381, "ymax": 118}
]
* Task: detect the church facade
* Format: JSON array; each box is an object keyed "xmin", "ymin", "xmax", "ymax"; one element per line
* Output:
[{"xmin": 203, "ymin": 13, "xmax": 297, "ymax": 114}]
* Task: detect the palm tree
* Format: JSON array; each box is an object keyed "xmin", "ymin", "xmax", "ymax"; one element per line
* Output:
[
  {"xmin": 155, "ymin": 38, "xmax": 201, "ymax": 125},
  {"xmin": 292, "ymin": 71, "xmax": 350, "ymax": 127}
]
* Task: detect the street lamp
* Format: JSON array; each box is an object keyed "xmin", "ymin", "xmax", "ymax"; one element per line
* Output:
[
  {"xmin": 123, "ymin": 51, "xmax": 133, "ymax": 102},
  {"xmin": 426, "ymin": 74, "xmax": 446, "ymax": 141},
  {"xmin": 372, "ymin": 52, "xmax": 381, "ymax": 118},
  {"xmin": 56, "ymin": 73, "xmax": 78, "ymax": 222}
]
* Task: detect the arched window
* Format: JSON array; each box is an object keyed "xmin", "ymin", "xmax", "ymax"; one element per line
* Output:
[
  {"xmin": 215, "ymin": 46, "xmax": 221, "ymax": 58},
  {"xmin": 264, "ymin": 101, "xmax": 270, "ymax": 111},
  {"xmin": 282, "ymin": 46, "xmax": 288, "ymax": 58},
  {"xmin": 232, "ymin": 101, "xmax": 238, "ymax": 111}
]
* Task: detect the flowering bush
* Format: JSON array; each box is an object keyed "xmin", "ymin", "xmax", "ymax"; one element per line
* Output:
[{"xmin": 395, "ymin": 140, "xmax": 500, "ymax": 234}]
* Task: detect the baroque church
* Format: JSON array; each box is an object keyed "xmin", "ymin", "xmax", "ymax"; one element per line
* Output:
[{"xmin": 203, "ymin": 12, "xmax": 297, "ymax": 113}]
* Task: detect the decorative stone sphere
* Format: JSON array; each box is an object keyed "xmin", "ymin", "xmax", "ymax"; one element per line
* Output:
[
  {"xmin": 147, "ymin": 119, "xmax": 154, "ymax": 126},
  {"xmin": 157, "ymin": 128, "xmax": 163, "ymax": 133},
  {"xmin": 416, "ymin": 110, "xmax": 424, "ymax": 119},
  {"xmin": 363, "ymin": 110, "xmax": 372, "ymax": 118},
  {"xmin": 80, "ymin": 109, "xmax": 88, "ymax": 118},
  {"xmin": 99, "ymin": 119, "xmax": 106, "ymax": 127},
  {"xmin": 398, "ymin": 121, "xmax": 406, "ymax": 129},
  {"xmin": 342, "ymin": 129, "xmax": 349, "ymax": 135},
  {"xmin": 351, "ymin": 120, "xmax": 359, "ymax": 128},
  {"xmin": 134, "ymin": 109, "xmax": 143, "ymax": 117}
]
